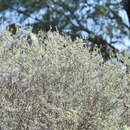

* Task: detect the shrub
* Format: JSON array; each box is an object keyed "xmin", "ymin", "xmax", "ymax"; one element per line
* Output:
[{"xmin": 0, "ymin": 30, "xmax": 130, "ymax": 130}]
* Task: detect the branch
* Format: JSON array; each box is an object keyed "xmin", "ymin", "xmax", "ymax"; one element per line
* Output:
[
  {"xmin": 109, "ymin": 8, "xmax": 130, "ymax": 30},
  {"xmin": 10, "ymin": 7, "xmax": 44, "ymax": 23}
]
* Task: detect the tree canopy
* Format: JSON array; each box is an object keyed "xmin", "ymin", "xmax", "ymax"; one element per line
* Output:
[{"xmin": 123, "ymin": 0, "xmax": 130, "ymax": 23}]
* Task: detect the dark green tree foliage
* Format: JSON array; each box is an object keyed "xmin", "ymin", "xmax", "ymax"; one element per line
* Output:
[
  {"xmin": 8, "ymin": 23, "xmax": 17, "ymax": 35},
  {"xmin": 0, "ymin": 0, "xmax": 129, "ymax": 61},
  {"xmin": 123, "ymin": 0, "xmax": 130, "ymax": 23}
]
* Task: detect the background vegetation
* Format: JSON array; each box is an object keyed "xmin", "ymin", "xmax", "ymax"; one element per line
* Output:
[
  {"xmin": 0, "ymin": 0, "xmax": 130, "ymax": 59},
  {"xmin": 0, "ymin": 30, "xmax": 130, "ymax": 130}
]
